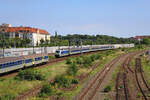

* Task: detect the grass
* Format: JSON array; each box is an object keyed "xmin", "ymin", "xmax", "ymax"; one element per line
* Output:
[
  {"xmin": 0, "ymin": 48, "xmax": 139, "ymax": 100},
  {"xmin": 28, "ymin": 50, "xmax": 123, "ymax": 100},
  {"xmin": 0, "ymin": 61, "xmax": 67, "ymax": 99},
  {"xmin": 61, "ymin": 51, "xmax": 123, "ymax": 100},
  {"xmin": 35, "ymin": 62, "xmax": 68, "ymax": 80},
  {"xmin": 141, "ymin": 57, "xmax": 150, "ymax": 85},
  {"xmin": 0, "ymin": 78, "xmax": 41, "ymax": 98}
]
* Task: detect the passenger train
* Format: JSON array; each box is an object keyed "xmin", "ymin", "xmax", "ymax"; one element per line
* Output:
[
  {"xmin": 55, "ymin": 44, "xmax": 134, "ymax": 57},
  {"xmin": 0, "ymin": 44, "xmax": 134, "ymax": 74},
  {"xmin": 0, "ymin": 53, "xmax": 49, "ymax": 74}
]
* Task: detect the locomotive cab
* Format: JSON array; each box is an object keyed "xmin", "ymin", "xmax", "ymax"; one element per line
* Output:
[{"xmin": 55, "ymin": 50, "xmax": 61, "ymax": 58}]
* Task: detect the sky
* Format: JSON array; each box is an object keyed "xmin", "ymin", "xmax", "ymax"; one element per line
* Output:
[{"xmin": 0, "ymin": 0, "xmax": 150, "ymax": 37}]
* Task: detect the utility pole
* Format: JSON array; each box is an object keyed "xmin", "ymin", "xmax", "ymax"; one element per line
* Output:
[
  {"xmin": 2, "ymin": 30, "xmax": 5, "ymax": 58},
  {"xmin": 33, "ymin": 42, "xmax": 35, "ymax": 54},
  {"xmin": 46, "ymin": 39, "xmax": 48, "ymax": 54},
  {"xmin": 80, "ymin": 39, "xmax": 83, "ymax": 55},
  {"xmin": 68, "ymin": 39, "xmax": 71, "ymax": 55}
]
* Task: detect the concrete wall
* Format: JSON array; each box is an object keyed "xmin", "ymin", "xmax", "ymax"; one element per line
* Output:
[
  {"xmin": 0, "ymin": 44, "xmax": 134, "ymax": 58},
  {"xmin": 0, "ymin": 45, "xmax": 92, "ymax": 57}
]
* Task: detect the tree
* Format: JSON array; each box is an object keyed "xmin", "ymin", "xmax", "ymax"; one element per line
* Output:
[
  {"xmin": 40, "ymin": 39, "xmax": 44, "ymax": 46},
  {"xmin": 142, "ymin": 38, "xmax": 150, "ymax": 45},
  {"xmin": 67, "ymin": 62, "xmax": 78, "ymax": 76}
]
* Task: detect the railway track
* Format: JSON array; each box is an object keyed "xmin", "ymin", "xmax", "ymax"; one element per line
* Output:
[
  {"xmin": 135, "ymin": 58, "xmax": 150, "ymax": 100},
  {"xmin": 123, "ymin": 73, "xmax": 129, "ymax": 100},
  {"xmin": 77, "ymin": 54, "xmax": 125, "ymax": 100},
  {"xmin": 115, "ymin": 52, "xmax": 142, "ymax": 100},
  {"xmin": 139, "ymin": 62, "xmax": 150, "ymax": 92},
  {"xmin": 116, "ymin": 56, "xmax": 130, "ymax": 100},
  {"xmin": 15, "ymin": 55, "xmax": 103, "ymax": 100}
]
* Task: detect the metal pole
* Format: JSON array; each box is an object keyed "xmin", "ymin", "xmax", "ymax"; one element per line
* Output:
[
  {"xmin": 58, "ymin": 39, "xmax": 60, "ymax": 50},
  {"xmin": 41, "ymin": 46, "xmax": 42, "ymax": 54},
  {"xmin": 2, "ymin": 31, "xmax": 5, "ymax": 58},
  {"xmin": 46, "ymin": 39, "xmax": 48, "ymax": 54},
  {"xmin": 80, "ymin": 39, "xmax": 82, "ymax": 55},
  {"xmin": 69, "ymin": 40, "xmax": 71, "ymax": 55},
  {"xmin": 33, "ymin": 43, "xmax": 35, "ymax": 54}
]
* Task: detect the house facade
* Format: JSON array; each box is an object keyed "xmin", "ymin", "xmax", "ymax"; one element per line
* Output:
[{"xmin": 0, "ymin": 24, "xmax": 50, "ymax": 46}]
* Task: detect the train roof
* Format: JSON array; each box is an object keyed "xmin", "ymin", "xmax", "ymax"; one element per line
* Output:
[
  {"xmin": 23, "ymin": 53, "xmax": 48, "ymax": 59},
  {"xmin": 0, "ymin": 53, "xmax": 48, "ymax": 64},
  {"xmin": 57, "ymin": 47, "xmax": 91, "ymax": 51},
  {"xmin": 0, "ymin": 56, "xmax": 24, "ymax": 64}
]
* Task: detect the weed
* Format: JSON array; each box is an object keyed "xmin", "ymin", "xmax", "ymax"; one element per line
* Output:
[
  {"xmin": 67, "ymin": 62, "xmax": 78, "ymax": 76},
  {"xmin": 104, "ymin": 85, "xmax": 111, "ymax": 92},
  {"xmin": 16, "ymin": 68, "xmax": 45, "ymax": 81},
  {"xmin": 39, "ymin": 83, "xmax": 54, "ymax": 97},
  {"xmin": 0, "ymin": 94, "xmax": 16, "ymax": 100},
  {"xmin": 66, "ymin": 58, "xmax": 72, "ymax": 64},
  {"xmin": 53, "ymin": 75, "xmax": 72, "ymax": 88}
]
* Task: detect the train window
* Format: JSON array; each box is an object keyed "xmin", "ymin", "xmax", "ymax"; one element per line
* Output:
[
  {"xmin": 7, "ymin": 63, "xmax": 10, "ymax": 67},
  {"xmin": 9, "ymin": 63, "xmax": 12, "ymax": 67},
  {"xmin": 21, "ymin": 60, "xmax": 23, "ymax": 64},
  {"xmin": 20, "ymin": 61, "xmax": 22, "ymax": 64},
  {"xmin": 9, "ymin": 62, "xmax": 11, "ymax": 67},
  {"xmin": 18, "ymin": 61, "xmax": 20, "ymax": 64},
  {"xmin": 56, "ymin": 51, "xmax": 60, "ymax": 53},
  {"xmin": 0, "ymin": 64, "xmax": 2, "ymax": 69},
  {"xmin": 26, "ymin": 59, "xmax": 31, "ymax": 63},
  {"xmin": 13, "ymin": 62, "xmax": 16, "ymax": 65},
  {"xmin": 19, "ymin": 61, "xmax": 21, "ymax": 64},
  {"xmin": 5, "ymin": 63, "xmax": 8, "ymax": 67},
  {"xmin": 15, "ymin": 61, "xmax": 18, "ymax": 65},
  {"xmin": 10, "ymin": 62, "xmax": 12, "ymax": 66},
  {"xmin": 4, "ymin": 63, "xmax": 7, "ymax": 68},
  {"xmin": 44, "ymin": 56, "xmax": 48, "ymax": 59},
  {"xmin": 17, "ymin": 61, "xmax": 20, "ymax": 65},
  {"xmin": 25, "ymin": 60, "xmax": 28, "ymax": 63}
]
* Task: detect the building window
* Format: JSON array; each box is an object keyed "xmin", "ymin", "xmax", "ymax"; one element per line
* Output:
[{"xmin": 15, "ymin": 33, "xmax": 19, "ymax": 37}]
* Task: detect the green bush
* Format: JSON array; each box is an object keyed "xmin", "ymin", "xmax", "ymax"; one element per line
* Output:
[
  {"xmin": 121, "ymin": 48, "xmax": 125, "ymax": 51},
  {"xmin": 66, "ymin": 58, "xmax": 72, "ymax": 64},
  {"xmin": 39, "ymin": 83, "xmax": 54, "ymax": 97},
  {"xmin": 82, "ymin": 56, "xmax": 92, "ymax": 68},
  {"xmin": 71, "ymin": 79, "xmax": 79, "ymax": 84},
  {"xmin": 105, "ymin": 51, "xmax": 110, "ymax": 56},
  {"xmin": 75, "ymin": 57, "xmax": 83, "ymax": 65},
  {"xmin": 104, "ymin": 98, "xmax": 110, "ymax": 100},
  {"xmin": 104, "ymin": 85, "xmax": 111, "ymax": 92},
  {"xmin": 54, "ymin": 75, "xmax": 72, "ymax": 88},
  {"xmin": 56, "ymin": 92, "xmax": 64, "ymax": 99},
  {"xmin": 16, "ymin": 69, "xmax": 45, "ymax": 81},
  {"xmin": 0, "ymin": 78, "xmax": 6, "ymax": 82},
  {"xmin": 67, "ymin": 62, "xmax": 78, "ymax": 76},
  {"xmin": 90, "ymin": 54, "xmax": 96, "ymax": 61},
  {"xmin": 95, "ymin": 54, "xmax": 102, "ymax": 60},
  {"xmin": 49, "ymin": 56, "xmax": 55, "ymax": 60},
  {"xmin": 0, "ymin": 94, "xmax": 16, "ymax": 100},
  {"xmin": 137, "ymin": 92, "xmax": 142, "ymax": 97}
]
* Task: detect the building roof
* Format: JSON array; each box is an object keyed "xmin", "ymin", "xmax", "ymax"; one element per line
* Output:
[
  {"xmin": 135, "ymin": 35, "xmax": 150, "ymax": 39},
  {"xmin": 4, "ymin": 27, "xmax": 49, "ymax": 35}
]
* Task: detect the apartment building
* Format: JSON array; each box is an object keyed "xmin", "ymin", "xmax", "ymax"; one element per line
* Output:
[{"xmin": 0, "ymin": 24, "xmax": 50, "ymax": 46}]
